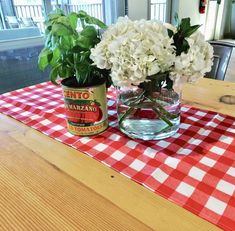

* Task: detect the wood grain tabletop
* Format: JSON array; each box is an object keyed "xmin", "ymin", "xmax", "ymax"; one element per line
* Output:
[{"xmin": 1, "ymin": 78, "xmax": 234, "ymax": 230}]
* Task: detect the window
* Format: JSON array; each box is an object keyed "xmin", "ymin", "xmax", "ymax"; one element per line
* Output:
[
  {"xmin": 150, "ymin": 0, "xmax": 171, "ymax": 22},
  {"xmin": 52, "ymin": 0, "xmax": 104, "ymax": 22},
  {"xmin": 13, "ymin": 0, "xmax": 44, "ymax": 32}
]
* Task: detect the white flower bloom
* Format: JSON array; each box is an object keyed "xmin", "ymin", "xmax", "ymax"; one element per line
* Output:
[
  {"xmin": 170, "ymin": 31, "xmax": 213, "ymax": 90},
  {"xmin": 164, "ymin": 23, "xmax": 177, "ymax": 33},
  {"xmin": 90, "ymin": 17, "xmax": 175, "ymax": 87}
]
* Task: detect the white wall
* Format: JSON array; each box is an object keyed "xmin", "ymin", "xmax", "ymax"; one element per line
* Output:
[
  {"xmin": 204, "ymin": 1, "xmax": 218, "ymax": 40},
  {"xmin": 127, "ymin": 0, "xmax": 231, "ymax": 40},
  {"xmin": 173, "ymin": 0, "xmax": 233, "ymax": 40},
  {"xmin": 172, "ymin": 0, "xmax": 207, "ymax": 34},
  {"xmin": 215, "ymin": 0, "xmax": 233, "ymax": 39},
  {"xmin": 127, "ymin": 0, "xmax": 206, "ymax": 26},
  {"xmin": 178, "ymin": 0, "xmax": 205, "ymax": 26}
]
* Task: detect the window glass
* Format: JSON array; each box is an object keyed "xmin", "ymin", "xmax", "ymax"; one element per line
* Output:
[
  {"xmin": 150, "ymin": 0, "xmax": 168, "ymax": 22},
  {"xmin": 13, "ymin": 0, "xmax": 44, "ymax": 33},
  {"xmin": 52, "ymin": 0, "xmax": 104, "ymax": 22},
  {"xmin": 0, "ymin": 0, "xmax": 126, "ymax": 35},
  {"xmin": 0, "ymin": 0, "xmax": 107, "ymax": 34}
]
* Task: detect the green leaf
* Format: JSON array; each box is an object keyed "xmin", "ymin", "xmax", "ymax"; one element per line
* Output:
[
  {"xmin": 51, "ymin": 34, "xmax": 59, "ymax": 48},
  {"xmin": 77, "ymin": 35, "xmax": 93, "ymax": 49},
  {"xmin": 84, "ymin": 16, "xmax": 107, "ymax": 29},
  {"xmin": 52, "ymin": 23, "xmax": 73, "ymax": 36},
  {"xmin": 76, "ymin": 26, "xmax": 99, "ymax": 49},
  {"xmin": 49, "ymin": 47, "xmax": 61, "ymax": 66},
  {"xmin": 81, "ymin": 51, "xmax": 91, "ymax": 60},
  {"xmin": 39, "ymin": 9, "xmax": 108, "ymax": 86},
  {"xmin": 68, "ymin": 12, "xmax": 78, "ymax": 30},
  {"xmin": 75, "ymin": 61, "xmax": 91, "ymax": 85},
  {"xmin": 179, "ymin": 18, "xmax": 191, "ymax": 32},
  {"xmin": 49, "ymin": 63, "xmax": 62, "ymax": 85},
  {"xmin": 80, "ymin": 26, "xmax": 97, "ymax": 38},
  {"xmin": 172, "ymin": 16, "xmax": 201, "ymax": 56},
  {"xmin": 38, "ymin": 48, "xmax": 52, "ymax": 71},
  {"xmin": 57, "ymin": 16, "xmax": 71, "ymax": 27},
  {"xmin": 58, "ymin": 64, "xmax": 74, "ymax": 78},
  {"xmin": 181, "ymin": 39, "xmax": 190, "ymax": 53},
  {"xmin": 45, "ymin": 33, "xmax": 52, "ymax": 48},
  {"xmin": 77, "ymin": 10, "xmax": 88, "ymax": 19},
  {"xmin": 184, "ymin": 24, "xmax": 201, "ymax": 37},
  {"xmin": 45, "ymin": 9, "xmax": 64, "ymax": 26},
  {"xmin": 44, "ymin": 24, "xmax": 52, "ymax": 34},
  {"xmin": 77, "ymin": 10, "xmax": 107, "ymax": 29},
  {"xmin": 71, "ymin": 45, "xmax": 86, "ymax": 53},
  {"xmin": 167, "ymin": 29, "xmax": 174, "ymax": 38},
  {"xmin": 59, "ymin": 36, "xmax": 68, "ymax": 49}
]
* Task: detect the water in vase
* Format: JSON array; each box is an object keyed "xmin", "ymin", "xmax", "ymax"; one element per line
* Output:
[{"xmin": 117, "ymin": 89, "xmax": 180, "ymax": 140}]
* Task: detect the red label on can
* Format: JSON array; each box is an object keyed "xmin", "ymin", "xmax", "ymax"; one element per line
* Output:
[
  {"xmin": 62, "ymin": 83, "xmax": 108, "ymax": 136},
  {"xmin": 64, "ymin": 102, "xmax": 103, "ymax": 124}
]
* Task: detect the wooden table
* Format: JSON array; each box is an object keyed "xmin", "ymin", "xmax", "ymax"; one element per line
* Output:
[{"xmin": 0, "ymin": 78, "xmax": 234, "ymax": 231}]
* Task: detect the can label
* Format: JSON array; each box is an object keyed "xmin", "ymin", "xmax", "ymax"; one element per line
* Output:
[{"xmin": 62, "ymin": 83, "xmax": 108, "ymax": 136}]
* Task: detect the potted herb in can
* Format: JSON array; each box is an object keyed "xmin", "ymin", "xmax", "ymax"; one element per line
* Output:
[{"xmin": 38, "ymin": 9, "xmax": 111, "ymax": 136}]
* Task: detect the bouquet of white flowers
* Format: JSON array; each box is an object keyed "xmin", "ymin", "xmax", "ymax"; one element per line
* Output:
[
  {"xmin": 90, "ymin": 16, "xmax": 213, "ymax": 92},
  {"xmin": 90, "ymin": 16, "xmax": 214, "ymax": 140}
]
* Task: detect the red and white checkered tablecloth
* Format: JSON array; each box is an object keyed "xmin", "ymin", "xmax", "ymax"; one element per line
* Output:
[{"xmin": 1, "ymin": 82, "xmax": 235, "ymax": 230}]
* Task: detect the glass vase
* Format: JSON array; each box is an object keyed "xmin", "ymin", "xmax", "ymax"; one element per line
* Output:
[{"xmin": 116, "ymin": 86, "xmax": 181, "ymax": 140}]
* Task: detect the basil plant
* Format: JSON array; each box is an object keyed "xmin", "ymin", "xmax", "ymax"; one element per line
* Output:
[{"xmin": 38, "ymin": 9, "xmax": 111, "ymax": 87}]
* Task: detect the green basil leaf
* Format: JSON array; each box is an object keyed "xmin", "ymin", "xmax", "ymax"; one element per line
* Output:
[
  {"xmin": 40, "ymin": 8, "xmax": 107, "ymax": 86},
  {"xmin": 58, "ymin": 65, "xmax": 74, "ymax": 78},
  {"xmin": 52, "ymin": 23, "xmax": 73, "ymax": 36},
  {"xmin": 49, "ymin": 47, "xmax": 61, "ymax": 66},
  {"xmin": 45, "ymin": 33, "xmax": 52, "ymax": 47},
  {"xmin": 77, "ymin": 10, "xmax": 88, "ymax": 19},
  {"xmin": 59, "ymin": 35, "xmax": 75, "ymax": 49},
  {"xmin": 44, "ymin": 23, "xmax": 52, "ymax": 33},
  {"xmin": 84, "ymin": 16, "xmax": 107, "ymax": 29},
  {"xmin": 75, "ymin": 61, "xmax": 90, "ymax": 85},
  {"xmin": 49, "ymin": 63, "xmax": 62, "ymax": 84},
  {"xmin": 46, "ymin": 9, "xmax": 64, "ymax": 23},
  {"xmin": 38, "ymin": 48, "xmax": 52, "ymax": 71},
  {"xmin": 68, "ymin": 12, "xmax": 78, "ymax": 30},
  {"xmin": 77, "ymin": 35, "xmax": 93, "ymax": 49},
  {"xmin": 80, "ymin": 26, "xmax": 97, "ymax": 39},
  {"xmin": 57, "ymin": 16, "xmax": 71, "ymax": 27},
  {"xmin": 45, "ymin": 14, "xmax": 62, "ymax": 24},
  {"xmin": 71, "ymin": 45, "xmax": 86, "ymax": 53}
]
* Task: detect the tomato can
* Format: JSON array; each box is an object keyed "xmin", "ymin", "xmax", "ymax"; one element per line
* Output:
[{"xmin": 61, "ymin": 82, "xmax": 108, "ymax": 136}]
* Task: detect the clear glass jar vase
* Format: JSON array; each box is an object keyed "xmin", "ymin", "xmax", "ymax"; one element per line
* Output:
[{"xmin": 116, "ymin": 84, "xmax": 181, "ymax": 140}]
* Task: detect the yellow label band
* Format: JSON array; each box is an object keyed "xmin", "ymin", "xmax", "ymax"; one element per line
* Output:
[
  {"xmin": 63, "ymin": 89, "xmax": 92, "ymax": 100},
  {"xmin": 67, "ymin": 119, "xmax": 108, "ymax": 136}
]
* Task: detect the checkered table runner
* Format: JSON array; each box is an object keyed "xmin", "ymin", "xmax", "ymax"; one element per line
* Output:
[{"xmin": 1, "ymin": 82, "xmax": 235, "ymax": 230}]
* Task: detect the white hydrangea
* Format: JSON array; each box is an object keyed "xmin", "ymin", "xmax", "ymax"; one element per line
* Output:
[
  {"xmin": 90, "ymin": 17, "xmax": 175, "ymax": 87},
  {"xmin": 170, "ymin": 31, "xmax": 213, "ymax": 92},
  {"xmin": 90, "ymin": 17, "xmax": 213, "ymax": 90}
]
